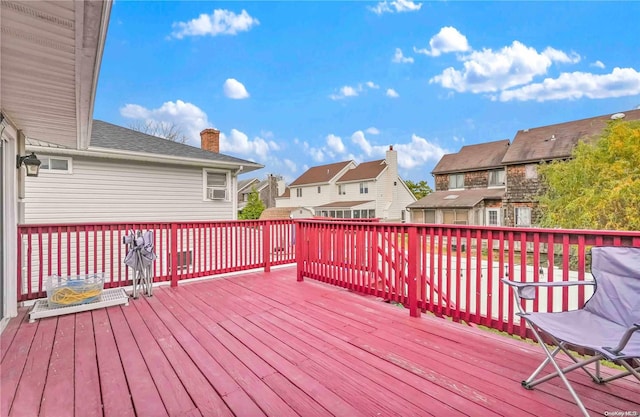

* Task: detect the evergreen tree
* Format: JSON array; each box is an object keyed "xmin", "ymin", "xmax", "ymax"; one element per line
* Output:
[{"xmin": 239, "ymin": 188, "xmax": 266, "ymax": 220}]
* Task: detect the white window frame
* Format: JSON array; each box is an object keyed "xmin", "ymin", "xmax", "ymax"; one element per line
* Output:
[
  {"xmin": 296, "ymin": 188, "xmax": 302, "ymax": 198},
  {"xmin": 359, "ymin": 182, "xmax": 369, "ymax": 194},
  {"xmin": 338, "ymin": 184, "xmax": 345, "ymax": 195},
  {"xmin": 317, "ymin": 186, "xmax": 321, "ymax": 194},
  {"xmin": 486, "ymin": 208, "xmax": 501, "ymax": 226},
  {"xmin": 449, "ymin": 173, "xmax": 464, "ymax": 190},
  {"xmin": 515, "ymin": 207, "xmax": 532, "ymax": 227},
  {"xmin": 203, "ymin": 169, "xmax": 230, "ymax": 202},
  {"xmin": 38, "ymin": 156, "xmax": 73, "ymax": 174},
  {"xmin": 488, "ymin": 169, "xmax": 505, "ymax": 187}
]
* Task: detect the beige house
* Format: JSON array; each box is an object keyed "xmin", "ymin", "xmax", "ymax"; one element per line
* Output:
[{"xmin": 276, "ymin": 146, "xmax": 416, "ymax": 222}]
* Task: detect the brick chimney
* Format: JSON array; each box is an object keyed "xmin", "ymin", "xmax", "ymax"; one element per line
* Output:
[{"xmin": 200, "ymin": 128, "xmax": 220, "ymax": 153}]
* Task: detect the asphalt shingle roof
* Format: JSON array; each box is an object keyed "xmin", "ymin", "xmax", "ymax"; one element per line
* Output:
[
  {"xmin": 289, "ymin": 160, "xmax": 352, "ymax": 186},
  {"xmin": 337, "ymin": 160, "xmax": 386, "ymax": 182},
  {"xmin": 432, "ymin": 140, "xmax": 510, "ymax": 174},
  {"xmin": 502, "ymin": 109, "xmax": 640, "ymax": 164},
  {"xmin": 408, "ymin": 189, "xmax": 505, "ymax": 209},
  {"xmin": 91, "ymin": 120, "xmax": 262, "ymax": 169}
]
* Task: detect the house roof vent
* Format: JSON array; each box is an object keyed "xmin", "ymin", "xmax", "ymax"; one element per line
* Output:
[{"xmin": 611, "ymin": 112, "xmax": 626, "ymax": 120}]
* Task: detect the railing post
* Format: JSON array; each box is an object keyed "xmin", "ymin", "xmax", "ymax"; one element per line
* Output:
[
  {"xmin": 170, "ymin": 223, "xmax": 178, "ymax": 287},
  {"xmin": 263, "ymin": 220, "xmax": 271, "ymax": 273},
  {"xmin": 408, "ymin": 225, "xmax": 421, "ymax": 318},
  {"xmin": 296, "ymin": 221, "xmax": 304, "ymax": 282}
]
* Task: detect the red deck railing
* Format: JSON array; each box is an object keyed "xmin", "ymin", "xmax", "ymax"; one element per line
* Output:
[
  {"xmin": 295, "ymin": 220, "xmax": 640, "ymax": 339},
  {"xmin": 17, "ymin": 220, "xmax": 295, "ymax": 301}
]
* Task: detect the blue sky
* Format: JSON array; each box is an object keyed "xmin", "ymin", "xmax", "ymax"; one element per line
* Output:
[{"xmin": 94, "ymin": 1, "xmax": 640, "ymax": 185}]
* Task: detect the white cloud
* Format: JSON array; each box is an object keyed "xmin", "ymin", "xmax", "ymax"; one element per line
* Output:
[
  {"xmin": 220, "ymin": 129, "xmax": 278, "ymax": 159},
  {"xmin": 591, "ymin": 60, "xmax": 606, "ymax": 69},
  {"xmin": 171, "ymin": 9, "xmax": 259, "ymax": 39},
  {"xmin": 329, "ymin": 85, "xmax": 359, "ymax": 100},
  {"xmin": 370, "ymin": 0, "xmax": 422, "ymax": 15},
  {"xmin": 351, "ymin": 131, "xmax": 446, "ymax": 169},
  {"xmin": 395, "ymin": 134, "xmax": 447, "ymax": 169},
  {"xmin": 329, "ymin": 82, "xmax": 381, "ymax": 100},
  {"xmin": 283, "ymin": 159, "xmax": 297, "ymax": 173},
  {"xmin": 351, "ymin": 131, "xmax": 374, "ymax": 157},
  {"xmin": 223, "ymin": 78, "xmax": 250, "ymax": 99},
  {"xmin": 386, "ymin": 88, "xmax": 400, "ymax": 98},
  {"xmin": 430, "ymin": 41, "xmax": 580, "ymax": 93},
  {"xmin": 366, "ymin": 127, "xmax": 380, "ymax": 135},
  {"xmin": 497, "ymin": 67, "xmax": 640, "ymax": 102},
  {"xmin": 414, "ymin": 26, "xmax": 470, "ymax": 57},
  {"xmin": 326, "ymin": 134, "xmax": 346, "ymax": 154},
  {"xmin": 120, "ymin": 100, "xmax": 210, "ymax": 145},
  {"xmin": 392, "ymin": 48, "xmax": 414, "ymax": 64}
]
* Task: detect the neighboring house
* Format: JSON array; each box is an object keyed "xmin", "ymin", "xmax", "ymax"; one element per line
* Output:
[
  {"xmin": 408, "ymin": 140, "xmax": 509, "ymax": 226},
  {"xmin": 276, "ymin": 146, "xmax": 416, "ymax": 222},
  {"xmin": 238, "ymin": 174, "xmax": 284, "ymax": 212},
  {"xmin": 409, "ymin": 109, "xmax": 640, "ymax": 227},
  {"xmin": 24, "ymin": 121, "xmax": 263, "ymax": 223},
  {"xmin": 501, "ymin": 109, "xmax": 640, "ymax": 227},
  {"xmin": 1, "ymin": 1, "xmax": 111, "ymax": 324}
]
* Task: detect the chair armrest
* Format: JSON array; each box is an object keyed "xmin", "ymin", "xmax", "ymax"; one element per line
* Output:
[
  {"xmin": 604, "ymin": 323, "xmax": 640, "ymax": 357},
  {"xmin": 501, "ymin": 279, "xmax": 594, "ymax": 300}
]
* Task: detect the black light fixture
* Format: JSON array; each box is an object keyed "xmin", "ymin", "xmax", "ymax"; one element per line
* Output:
[{"xmin": 16, "ymin": 152, "xmax": 42, "ymax": 177}]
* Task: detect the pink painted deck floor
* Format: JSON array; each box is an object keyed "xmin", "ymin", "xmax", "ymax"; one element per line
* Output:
[{"xmin": 2, "ymin": 267, "xmax": 639, "ymax": 417}]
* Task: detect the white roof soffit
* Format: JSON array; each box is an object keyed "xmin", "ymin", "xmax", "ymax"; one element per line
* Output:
[{"xmin": 0, "ymin": 0, "xmax": 112, "ymax": 150}]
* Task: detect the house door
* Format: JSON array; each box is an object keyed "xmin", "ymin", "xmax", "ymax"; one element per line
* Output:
[{"xmin": 486, "ymin": 208, "xmax": 501, "ymax": 226}]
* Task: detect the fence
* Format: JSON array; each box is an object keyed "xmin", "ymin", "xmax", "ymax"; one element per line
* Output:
[
  {"xmin": 17, "ymin": 219, "xmax": 295, "ymax": 301},
  {"xmin": 296, "ymin": 220, "xmax": 640, "ymax": 339}
]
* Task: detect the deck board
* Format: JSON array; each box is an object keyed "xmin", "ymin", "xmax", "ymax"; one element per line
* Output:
[{"xmin": 1, "ymin": 267, "xmax": 639, "ymax": 417}]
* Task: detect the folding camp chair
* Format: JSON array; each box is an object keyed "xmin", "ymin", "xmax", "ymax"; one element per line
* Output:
[{"xmin": 503, "ymin": 246, "xmax": 640, "ymax": 417}]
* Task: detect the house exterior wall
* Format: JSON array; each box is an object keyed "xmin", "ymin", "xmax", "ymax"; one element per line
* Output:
[
  {"xmin": 502, "ymin": 164, "xmax": 544, "ymax": 227},
  {"xmin": 435, "ymin": 170, "xmax": 492, "ymax": 191},
  {"xmin": 24, "ymin": 155, "xmax": 238, "ymax": 223}
]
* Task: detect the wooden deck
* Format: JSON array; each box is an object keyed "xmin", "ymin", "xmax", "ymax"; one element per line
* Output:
[{"xmin": 2, "ymin": 267, "xmax": 639, "ymax": 417}]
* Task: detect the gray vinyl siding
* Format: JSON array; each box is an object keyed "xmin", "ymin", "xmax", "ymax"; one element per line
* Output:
[{"xmin": 24, "ymin": 156, "xmax": 235, "ymax": 223}]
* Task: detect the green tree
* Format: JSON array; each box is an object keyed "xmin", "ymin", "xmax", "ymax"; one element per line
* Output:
[
  {"xmin": 239, "ymin": 188, "xmax": 265, "ymax": 220},
  {"xmin": 538, "ymin": 120, "xmax": 640, "ymax": 230},
  {"xmin": 405, "ymin": 180, "xmax": 433, "ymax": 199}
]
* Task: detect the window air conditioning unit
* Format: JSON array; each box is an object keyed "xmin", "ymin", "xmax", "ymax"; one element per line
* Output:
[{"xmin": 208, "ymin": 188, "xmax": 227, "ymax": 200}]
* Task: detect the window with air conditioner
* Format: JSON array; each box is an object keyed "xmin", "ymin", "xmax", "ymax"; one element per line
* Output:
[{"xmin": 204, "ymin": 170, "xmax": 229, "ymax": 201}]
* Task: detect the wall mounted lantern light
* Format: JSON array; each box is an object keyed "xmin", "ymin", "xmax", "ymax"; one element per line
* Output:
[{"xmin": 16, "ymin": 152, "xmax": 42, "ymax": 177}]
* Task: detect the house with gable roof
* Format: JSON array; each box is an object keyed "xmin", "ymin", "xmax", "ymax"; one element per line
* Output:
[
  {"xmin": 407, "ymin": 140, "xmax": 510, "ymax": 226},
  {"xmin": 23, "ymin": 121, "xmax": 263, "ymax": 223},
  {"xmin": 276, "ymin": 146, "xmax": 416, "ymax": 221},
  {"xmin": 409, "ymin": 109, "xmax": 640, "ymax": 227}
]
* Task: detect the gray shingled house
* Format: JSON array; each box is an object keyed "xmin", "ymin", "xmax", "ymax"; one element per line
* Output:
[
  {"xmin": 23, "ymin": 120, "xmax": 263, "ymax": 223},
  {"xmin": 409, "ymin": 109, "xmax": 640, "ymax": 227}
]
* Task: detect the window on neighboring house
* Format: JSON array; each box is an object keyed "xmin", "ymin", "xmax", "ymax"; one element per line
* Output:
[
  {"xmin": 515, "ymin": 207, "xmax": 532, "ymax": 227},
  {"xmin": 449, "ymin": 173, "xmax": 464, "ymax": 189},
  {"xmin": 317, "ymin": 186, "xmax": 321, "ymax": 194},
  {"xmin": 442, "ymin": 209, "xmax": 468, "ymax": 225},
  {"xmin": 487, "ymin": 208, "xmax": 500, "ymax": 226},
  {"xmin": 204, "ymin": 170, "xmax": 229, "ymax": 201},
  {"xmin": 296, "ymin": 188, "xmax": 302, "ymax": 197},
  {"xmin": 39, "ymin": 156, "xmax": 72, "ymax": 173},
  {"xmin": 488, "ymin": 169, "xmax": 505, "ymax": 187},
  {"xmin": 359, "ymin": 182, "xmax": 369, "ymax": 194},
  {"xmin": 338, "ymin": 185, "xmax": 345, "ymax": 195},
  {"xmin": 424, "ymin": 210, "xmax": 436, "ymax": 224}
]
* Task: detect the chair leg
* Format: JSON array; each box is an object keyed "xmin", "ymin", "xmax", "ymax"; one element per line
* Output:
[
  {"xmin": 598, "ymin": 359, "xmax": 640, "ymax": 384},
  {"xmin": 524, "ymin": 325, "xmax": 591, "ymax": 417}
]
